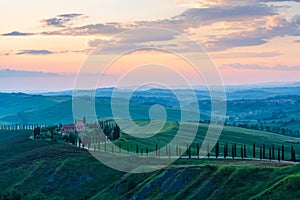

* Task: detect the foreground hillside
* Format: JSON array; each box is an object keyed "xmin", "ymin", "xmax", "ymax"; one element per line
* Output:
[
  {"xmin": 0, "ymin": 130, "xmax": 299, "ymax": 200},
  {"xmin": 92, "ymin": 162, "xmax": 300, "ymax": 200}
]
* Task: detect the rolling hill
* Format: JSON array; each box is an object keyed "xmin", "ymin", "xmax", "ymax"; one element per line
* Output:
[
  {"xmin": 99, "ymin": 121, "xmax": 300, "ymax": 160},
  {"xmin": 0, "ymin": 94, "xmax": 208, "ymax": 125},
  {"xmin": 0, "ymin": 129, "xmax": 299, "ymax": 200}
]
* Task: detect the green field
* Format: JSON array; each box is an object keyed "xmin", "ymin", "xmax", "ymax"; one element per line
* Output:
[
  {"xmin": 0, "ymin": 95, "xmax": 206, "ymax": 125},
  {"xmin": 0, "ymin": 130, "xmax": 299, "ymax": 199},
  {"xmin": 95, "ymin": 121, "xmax": 300, "ymax": 160}
]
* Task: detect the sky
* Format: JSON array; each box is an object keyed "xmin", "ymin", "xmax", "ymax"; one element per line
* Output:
[{"xmin": 0, "ymin": 0, "xmax": 300, "ymax": 91}]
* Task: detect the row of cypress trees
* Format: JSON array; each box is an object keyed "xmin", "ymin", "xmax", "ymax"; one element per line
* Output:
[{"xmin": 207, "ymin": 142, "xmax": 297, "ymax": 162}]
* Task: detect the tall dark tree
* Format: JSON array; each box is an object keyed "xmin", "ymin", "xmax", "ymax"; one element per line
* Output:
[
  {"xmin": 197, "ymin": 143, "xmax": 200, "ymax": 158},
  {"xmin": 282, "ymin": 145, "xmax": 285, "ymax": 161},
  {"xmin": 260, "ymin": 146, "xmax": 262, "ymax": 160},
  {"xmin": 207, "ymin": 142, "xmax": 210, "ymax": 158},
  {"xmin": 234, "ymin": 143, "xmax": 237, "ymax": 157},
  {"xmin": 241, "ymin": 146, "xmax": 244, "ymax": 159},
  {"xmin": 33, "ymin": 127, "xmax": 40, "ymax": 139},
  {"xmin": 50, "ymin": 126, "xmax": 55, "ymax": 141},
  {"xmin": 291, "ymin": 146, "xmax": 295, "ymax": 162},
  {"xmin": 186, "ymin": 144, "xmax": 189, "ymax": 156},
  {"xmin": 112, "ymin": 124, "xmax": 120, "ymax": 140},
  {"xmin": 253, "ymin": 144, "xmax": 256, "ymax": 158},
  {"xmin": 215, "ymin": 142, "xmax": 219, "ymax": 158},
  {"xmin": 226, "ymin": 143, "xmax": 228, "ymax": 158},
  {"xmin": 78, "ymin": 138, "xmax": 82, "ymax": 148}
]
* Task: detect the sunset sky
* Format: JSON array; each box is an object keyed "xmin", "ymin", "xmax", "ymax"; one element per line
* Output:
[{"xmin": 1, "ymin": 0, "xmax": 300, "ymax": 91}]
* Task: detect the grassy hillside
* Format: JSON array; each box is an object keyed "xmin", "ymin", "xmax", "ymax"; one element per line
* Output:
[
  {"xmin": 0, "ymin": 130, "xmax": 124, "ymax": 199},
  {"xmin": 0, "ymin": 130, "xmax": 299, "ymax": 200},
  {"xmin": 0, "ymin": 93, "xmax": 70, "ymax": 125},
  {"xmin": 106, "ymin": 121, "xmax": 300, "ymax": 159},
  {"xmin": 0, "ymin": 92, "xmax": 299, "ymax": 138},
  {"xmin": 0, "ymin": 97, "xmax": 208, "ymax": 125},
  {"xmin": 92, "ymin": 163, "xmax": 300, "ymax": 200}
]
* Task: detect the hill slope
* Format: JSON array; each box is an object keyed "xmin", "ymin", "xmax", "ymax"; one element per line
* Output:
[
  {"xmin": 0, "ymin": 130, "xmax": 299, "ymax": 200},
  {"xmin": 91, "ymin": 163, "xmax": 300, "ymax": 200}
]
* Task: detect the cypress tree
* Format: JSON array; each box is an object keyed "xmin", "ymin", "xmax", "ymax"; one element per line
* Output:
[
  {"xmin": 272, "ymin": 144, "xmax": 275, "ymax": 160},
  {"xmin": 244, "ymin": 144, "xmax": 246, "ymax": 158},
  {"xmin": 79, "ymin": 138, "xmax": 82, "ymax": 148},
  {"xmin": 186, "ymin": 144, "xmax": 189, "ymax": 156},
  {"xmin": 263, "ymin": 144, "xmax": 266, "ymax": 159},
  {"xmin": 282, "ymin": 145, "xmax": 285, "ymax": 161},
  {"xmin": 207, "ymin": 142, "xmax": 210, "ymax": 158},
  {"xmin": 291, "ymin": 146, "xmax": 294, "ymax": 161},
  {"xmin": 179, "ymin": 147, "xmax": 181, "ymax": 157},
  {"xmin": 215, "ymin": 142, "xmax": 219, "ymax": 158},
  {"xmin": 50, "ymin": 126, "xmax": 54, "ymax": 141},
  {"xmin": 146, "ymin": 148, "xmax": 149, "ymax": 157},
  {"xmin": 226, "ymin": 143, "xmax": 228, "ymax": 158},
  {"xmin": 241, "ymin": 146, "xmax": 244, "ymax": 159},
  {"xmin": 253, "ymin": 144, "xmax": 256, "ymax": 158},
  {"xmin": 197, "ymin": 143, "xmax": 200, "ymax": 158},
  {"xmin": 234, "ymin": 143, "xmax": 237, "ymax": 157},
  {"xmin": 278, "ymin": 147, "xmax": 280, "ymax": 162},
  {"xmin": 166, "ymin": 146, "xmax": 168, "ymax": 157},
  {"xmin": 260, "ymin": 146, "xmax": 262, "ymax": 160}
]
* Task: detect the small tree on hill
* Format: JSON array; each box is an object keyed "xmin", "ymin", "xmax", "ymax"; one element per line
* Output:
[
  {"xmin": 33, "ymin": 127, "xmax": 40, "ymax": 139},
  {"xmin": 215, "ymin": 142, "xmax": 219, "ymax": 158},
  {"xmin": 282, "ymin": 145, "xmax": 285, "ymax": 161},
  {"xmin": 112, "ymin": 124, "xmax": 120, "ymax": 140},
  {"xmin": 263, "ymin": 144, "xmax": 266, "ymax": 159}
]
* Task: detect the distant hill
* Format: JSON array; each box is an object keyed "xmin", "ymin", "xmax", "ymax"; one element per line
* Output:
[
  {"xmin": 0, "ymin": 94, "xmax": 208, "ymax": 125},
  {"xmin": 0, "ymin": 93, "xmax": 69, "ymax": 124},
  {"xmin": 39, "ymin": 84, "xmax": 300, "ymax": 100}
]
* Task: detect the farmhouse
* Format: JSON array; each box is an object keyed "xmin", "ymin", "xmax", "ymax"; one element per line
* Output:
[{"xmin": 61, "ymin": 119, "xmax": 86, "ymax": 135}]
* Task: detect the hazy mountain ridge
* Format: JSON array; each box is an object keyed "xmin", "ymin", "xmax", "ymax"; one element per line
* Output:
[{"xmin": 39, "ymin": 85, "xmax": 300, "ymax": 100}]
